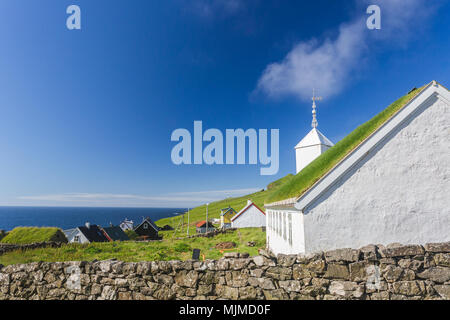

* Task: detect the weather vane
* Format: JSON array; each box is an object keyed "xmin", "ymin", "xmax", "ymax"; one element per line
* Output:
[{"xmin": 311, "ymin": 88, "xmax": 322, "ymax": 128}]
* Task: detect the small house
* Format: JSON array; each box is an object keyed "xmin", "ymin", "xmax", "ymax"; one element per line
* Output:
[
  {"xmin": 102, "ymin": 226, "xmax": 130, "ymax": 242},
  {"xmin": 220, "ymin": 207, "xmax": 237, "ymax": 229},
  {"xmin": 63, "ymin": 223, "xmax": 109, "ymax": 244},
  {"xmin": 134, "ymin": 217, "xmax": 160, "ymax": 240},
  {"xmin": 196, "ymin": 221, "xmax": 215, "ymax": 234},
  {"xmin": 231, "ymin": 200, "xmax": 266, "ymax": 229},
  {"xmin": 119, "ymin": 218, "xmax": 134, "ymax": 231}
]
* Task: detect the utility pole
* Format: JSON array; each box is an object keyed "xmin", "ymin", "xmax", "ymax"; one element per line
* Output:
[
  {"xmin": 187, "ymin": 208, "xmax": 190, "ymax": 236},
  {"xmin": 206, "ymin": 203, "xmax": 209, "ymax": 234}
]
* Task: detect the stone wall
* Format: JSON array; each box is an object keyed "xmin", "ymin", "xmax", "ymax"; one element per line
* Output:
[
  {"xmin": 0, "ymin": 242, "xmax": 449, "ymax": 300},
  {"xmin": 0, "ymin": 242, "xmax": 63, "ymax": 256}
]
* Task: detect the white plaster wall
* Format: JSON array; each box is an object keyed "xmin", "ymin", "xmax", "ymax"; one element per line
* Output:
[
  {"xmin": 303, "ymin": 96, "xmax": 450, "ymax": 253},
  {"xmin": 296, "ymin": 145, "xmax": 321, "ymax": 174},
  {"xmin": 231, "ymin": 206, "xmax": 266, "ymax": 228},
  {"xmin": 266, "ymin": 209, "xmax": 305, "ymax": 255}
]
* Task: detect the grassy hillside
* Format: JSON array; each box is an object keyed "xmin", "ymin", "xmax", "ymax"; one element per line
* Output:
[
  {"xmin": 0, "ymin": 227, "xmax": 68, "ymax": 244},
  {"xmin": 155, "ymin": 174, "xmax": 294, "ymax": 237},
  {"xmin": 266, "ymin": 85, "xmax": 425, "ymax": 203},
  {"xmin": 0, "ymin": 228, "xmax": 265, "ymax": 266}
]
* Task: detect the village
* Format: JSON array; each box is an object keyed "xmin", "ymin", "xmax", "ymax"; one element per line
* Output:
[{"xmin": 0, "ymin": 82, "xmax": 449, "ymax": 301}]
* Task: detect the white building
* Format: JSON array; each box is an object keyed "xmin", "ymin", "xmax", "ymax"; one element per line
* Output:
[
  {"xmin": 266, "ymin": 81, "xmax": 450, "ymax": 255},
  {"xmin": 231, "ymin": 200, "xmax": 266, "ymax": 228},
  {"xmin": 295, "ymin": 94, "xmax": 333, "ymax": 174}
]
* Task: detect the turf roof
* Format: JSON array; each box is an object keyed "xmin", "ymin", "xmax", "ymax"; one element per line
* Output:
[{"xmin": 265, "ymin": 84, "xmax": 427, "ymax": 204}]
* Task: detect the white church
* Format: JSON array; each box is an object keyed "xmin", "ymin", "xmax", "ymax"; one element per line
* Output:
[{"xmin": 265, "ymin": 81, "xmax": 450, "ymax": 255}]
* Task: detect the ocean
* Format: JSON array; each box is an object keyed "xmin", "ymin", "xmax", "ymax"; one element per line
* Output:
[{"xmin": 0, "ymin": 206, "xmax": 186, "ymax": 231}]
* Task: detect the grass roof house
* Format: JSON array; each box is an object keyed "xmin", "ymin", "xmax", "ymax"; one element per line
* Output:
[{"xmin": 265, "ymin": 81, "xmax": 450, "ymax": 255}]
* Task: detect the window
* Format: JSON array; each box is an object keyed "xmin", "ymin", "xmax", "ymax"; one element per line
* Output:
[
  {"xmin": 288, "ymin": 213, "xmax": 292, "ymax": 246},
  {"xmin": 74, "ymin": 235, "xmax": 80, "ymax": 243},
  {"xmin": 143, "ymin": 223, "xmax": 148, "ymax": 229}
]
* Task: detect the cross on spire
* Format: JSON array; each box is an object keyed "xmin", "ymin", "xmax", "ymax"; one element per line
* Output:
[{"xmin": 311, "ymin": 89, "xmax": 322, "ymax": 128}]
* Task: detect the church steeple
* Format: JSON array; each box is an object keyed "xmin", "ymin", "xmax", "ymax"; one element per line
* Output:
[
  {"xmin": 311, "ymin": 89, "xmax": 322, "ymax": 129},
  {"xmin": 294, "ymin": 90, "xmax": 334, "ymax": 174}
]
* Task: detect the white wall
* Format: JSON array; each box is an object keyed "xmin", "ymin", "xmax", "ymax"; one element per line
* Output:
[
  {"xmin": 303, "ymin": 96, "xmax": 450, "ymax": 253},
  {"xmin": 266, "ymin": 209, "xmax": 305, "ymax": 255},
  {"xmin": 231, "ymin": 206, "xmax": 266, "ymax": 228}
]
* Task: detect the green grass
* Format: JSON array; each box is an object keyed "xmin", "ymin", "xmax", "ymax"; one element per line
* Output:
[
  {"xmin": 265, "ymin": 85, "xmax": 425, "ymax": 203},
  {"xmin": 0, "ymin": 228, "xmax": 265, "ymax": 266},
  {"xmin": 154, "ymin": 174, "xmax": 293, "ymax": 238},
  {"xmin": 0, "ymin": 227, "xmax": 68, "ymax": 244}
]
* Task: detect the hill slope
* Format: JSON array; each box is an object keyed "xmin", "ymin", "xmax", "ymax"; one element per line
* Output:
[{"xmin": 155, "ymin": 174, "xmax": 293, "ymax": 235}]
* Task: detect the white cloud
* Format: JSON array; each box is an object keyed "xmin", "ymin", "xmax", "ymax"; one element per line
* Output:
[
  {"xmin": 16, "ymin": 187, "xmax": 261, "ymax": 208},
  {"xmin": 256, "ymin": 0, "xmax": 433, "ymax": 101}
]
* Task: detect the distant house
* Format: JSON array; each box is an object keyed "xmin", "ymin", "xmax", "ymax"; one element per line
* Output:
[
  {"xmin": 220, "ymin": 207, "xmax": 237, "ymax": 229},
  {"xmin": 196, "ymin": 221, "xmax": 215, "ymax": 234},
  {"xmin": 102, "ymin": 226, "xmax": 130, "ymax": 242},
  {"xmin": 134, "ymin": 217, "xmax": 160, "ymax": 240},
  {"xmin": 231, "ymin": 200, "xmax": 266, "ymax": 229},
  {"xmin": 63, "ymin": 223, "xmax": 109, "ymax": 244},
  {"xmin": 119, "ymin": 218, "xmax": 134, "ymax": 231}
]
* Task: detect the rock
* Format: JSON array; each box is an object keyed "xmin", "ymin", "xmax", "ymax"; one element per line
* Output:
[
  {"xmin": 424, "ymin": 242, "xmax": 450, "ymax": 253},
  {"xmin": 248, "ymin": 277, "xmax": 276, "ymax": 290},
  {"xmin": 239, "ymin": 286, "xmax": 259, "ymax": 300},
  {"xmin": 229, "ymin": 258, "xmax": 250, "ymax": 270},
  {"xmin": 0, "ymin": 273, "xmax": 10, "ymax": 286},
  {"xmin": 370, "ymin": 291, "xmax": 390, "ymax": 300},
  {"xmin": 417, "ymin": 267, "xmax": 450, "ymax": 283},
  {"xmin": 100, "ymin": 286, "xmax": 116, "ymax": 300},
  {"xmin": 223, "ymin": 252, "xmax": 240, "ymax": 259},
  {"xmin": 391, "ymin": 281, "xmax": 426, "ymax": 296},
  {"xmin": 263, "ymin": 289, "xmax": 289, "ymax": 300},
  {"xmin": 434, "ymin": 253, "xmax": 450, "ymax": 267},
  {"xmin": 277, "ymin": 254, "xmax": 297, "ymax": 267},
  {"xmin": 222, "ymin": 286, "xmax": 239, "ymax": 300},
  {"xmin": 265, "ymin": 267, "xmax": 292, "ymax": 281},
  {"xmin": 325, "ymin": 248, "xmax": 361, "ymax": 263},
  {"xmin": 349, "ymin": 262, "xmax": 368, "ymax": 282},
  {"xmin": 174, "ymin": 270, "xmax": 199, "ymax": 288},
  {"xmin": 324, "ymin": 264, "xmax": 350, "ymax": 280},
  {"xmin": 215, "ymin": 242, "xmax": 236, "ymax": 249},
  {"xmin": 279, "ymin": 280, "xmax": 302, "ymax": 292},
  {"xmin": 381, "ymin": 265, "xmax": 404, "ymax": 282},
  {"xmin": 380, "ymin": 244, "xmax": 424, "ymax": 258},
  {"xmin": 434, "ymin": 285, "xmax": 450, "ymax": 299},
  {"xmin": 328, "ymin": 281, "xmax": 364, "ymax": 299},
  {"xmin": 153, "ymin": 287, "xmax": 175, "ymax": 300},
  {"xmin": 296, "ymin": 252, "xmax": 323, "ymax": 264},
  {"xmin": 359, "ymin": 244, "xmax": 379, "ymax": 261},
  {"xmin": 253, "ymin": 255, "xmax": 275, "ymax": 267},
  {"xmin": 118, "ymin": 291, "xmax": 132, "ymax": 300}
]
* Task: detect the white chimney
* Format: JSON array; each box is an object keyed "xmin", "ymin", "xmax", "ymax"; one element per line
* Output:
[
  {"xmin": 247, "ymin": 199, "xmax": 252, "ymax": 206},
  {"xmin": 85, "ymin": 222, "xmax": 91, "ymax": 229}
]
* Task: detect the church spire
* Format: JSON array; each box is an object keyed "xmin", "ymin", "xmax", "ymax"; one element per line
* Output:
[{"xmin": 311, "ymin": 89, "xmax": 322, "ymax": 129}]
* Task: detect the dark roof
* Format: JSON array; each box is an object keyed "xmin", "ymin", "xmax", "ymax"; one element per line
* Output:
[
  {"xmin": 102, "ymin": 226, "xmax": 129, "ymax": 241},
  {"xmin": 78, "ymin": 225, "xmax": 109, "ymax": 243},
  {"xmin": 134, "ymin": 217, "xmax": 160, "ymax": 232}
]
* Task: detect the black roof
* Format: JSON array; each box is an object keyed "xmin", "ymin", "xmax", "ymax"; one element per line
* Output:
[
  {"xmin": 78, "ymin": 225, "xmax": 109, "ymax": 243},
  {"xmin": 134, "ymin": 217, "xmax": 160, "ymax": 232},
  {"xmin": 103, "ymin": 226, "xmax": 129, "ymax": 241}
]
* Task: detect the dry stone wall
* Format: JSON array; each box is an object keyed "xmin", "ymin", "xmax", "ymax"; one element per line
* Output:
[{"xmin": 0, "ymin": 242, "xmax": 449, "ymax": 300}]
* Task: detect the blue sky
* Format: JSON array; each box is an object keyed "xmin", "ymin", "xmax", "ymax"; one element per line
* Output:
[{"xmin": 0, "ymin": 0, "xmax": 449, "ymax": 208}]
